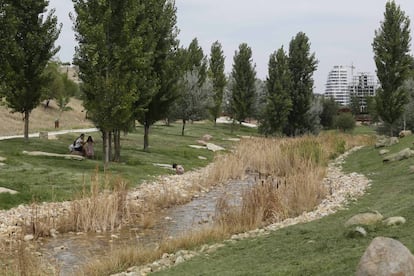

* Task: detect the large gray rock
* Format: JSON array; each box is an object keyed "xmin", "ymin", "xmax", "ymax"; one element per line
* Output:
[
  {"xmin": 356, "ymin": 237, "xmax": 414, "ymax": 276},
  {"xmin": 345, "ymin": 212, "xmax": 383, "ymax": 227},
  {"xmin": 375, "ymin": 136, "xmax": 399, "ymax": 148},
  {"xmin": 383, "ymin": 148, "xmax": 414, "ymax": 163}
]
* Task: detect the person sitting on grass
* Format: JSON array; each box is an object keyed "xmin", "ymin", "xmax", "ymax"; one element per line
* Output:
[
  {"xmin": 72, "ymin": 133, "xmax": 85, "ymax": 155},
  {"xmin": 172, "ymin": 163, "xmax": 184, "ymax": 175}
]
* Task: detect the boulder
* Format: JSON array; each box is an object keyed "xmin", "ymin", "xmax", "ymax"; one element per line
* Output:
[
  {"xmin": 356, "ymin": 237, "xmax": 414, "ymax": 276},
  {"xmin": 378, "ymin": 149, "xmax": 389, "ymax": 155},
  {"xmin": 202, "ymin": 134, "xmax": 213, "ymax": 141},
  {"xmin": 383, "ymin": 216, "xmax": 406, "ymax": 226},
  {"xmin": 345, "ymin": 211, "xmax": 383, "ymax": 227},
  {"xmin": 375, "ymin": 136, "xmax": 399, "ymax": 148},
  {"xmin": 399, "ymin": 130, "xmax": 412, "ymax": 138},
  {"xmin": 383, "ymin": 148, "xmax": 414, "ymax": 163},
  {"xmin": 206, "ymin": 143, "xmax": 225, "ymax": 152}
]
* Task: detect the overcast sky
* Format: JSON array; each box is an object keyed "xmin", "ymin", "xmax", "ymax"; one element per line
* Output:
[{"xmin": 48, "ymin": 0, "xmax": 414, "ymax": 94}]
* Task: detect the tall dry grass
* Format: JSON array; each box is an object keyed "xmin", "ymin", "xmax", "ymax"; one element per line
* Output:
[
  {"xmin": 213, "ymin": 133, "xmax": 374, "ymax": 232},
  {"xmin": 61, "ymin": 171, "xmax": 130, "ymax": 233},
  {"xmin": 0, "ymin": 237, "xmax": 58, "ymax": 276}
]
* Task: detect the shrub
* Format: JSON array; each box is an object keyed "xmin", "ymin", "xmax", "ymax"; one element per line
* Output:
[{"xmin": 334, "ymin": 113, "xmax": 356, "ymax": 132}]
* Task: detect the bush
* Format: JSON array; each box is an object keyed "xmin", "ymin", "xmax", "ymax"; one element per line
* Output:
[{"xmin": 334, "ymin": 113, "xmax": 356, "ymax": 132}]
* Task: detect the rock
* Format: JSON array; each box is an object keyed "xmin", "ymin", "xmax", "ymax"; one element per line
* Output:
[
  {"xmin": 202, "ymin": 134, "xmax": 213, "ymax": 141},
  {"xmin": 383, "ymin": 216, "xmax": 406, "ymax": 226},
  {"xmin": 198, "ymin": 156, "xmax": 207, "ymax": 160},
  {"xmin": 24, "ymin": 234, "xmax": 34, "ymax": 241},
  {"xmin": 383, "ymin": 148, "xmax": 414, "ymax": 162},
  {"xmin": 345, "ymin": 212, "xmax": 383, "ymax": 227},
  {"xmin": 346, "ymin": 226, "xmax": 367, "ymax": 238},
  {"xmin": 399, "ymin": 130, "xmax": 412, "ymax": 138},
  {"xmin": 375, "ymin": 136, "xmax": 399, "ymax": 148},
  {"xmin": 356, "ymin": 237, "xmax": 414, "ymax": 276},
  {"xmin": 174, "ymin": 255, "xmax": 185, "ymax": 264},
  {"xmin": 0, "ymin": 187, "xmax": 18, "ymax": 194},
  {"xmin": 378, "ymin": 149, "xmax": 389, "ymax": 155},
  {"xmin": 197, "ymin": 140, "xmax": 208, "ymax": 146},
  {"xmin": 0, "ymin": 156, "xmax": 6, "ymax": 162},
  {"xmin": 206, "ymin": 143, "xmax": 225, "ymax": 152}
]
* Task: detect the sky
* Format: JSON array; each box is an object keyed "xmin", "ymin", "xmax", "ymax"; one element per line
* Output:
[{"xmin": 48, "ymin": 0, "xmax": 414, "ymax": 94}]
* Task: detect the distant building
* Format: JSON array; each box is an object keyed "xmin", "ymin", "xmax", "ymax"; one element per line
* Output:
[
  {"xmin": 324, "ymin": 65, "xmax": 352, "ymax": 106},
  {"xmin": 349, "ymin": 72, "xmax": 378, "ymax": 113},
  {"xmin": 324, "ymin": 65, "xmax": 378, "ymax": 111}
]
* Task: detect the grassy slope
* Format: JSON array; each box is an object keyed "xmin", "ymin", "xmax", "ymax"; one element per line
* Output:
[
  {"xmin": 0, "ymin": 98, "xmax": 94, "ymax": 136},
  {"xmin": 154, "ymin": 133, "xmax": 414, "ymax": 276},
  {"xmin": 0, "ymin": 121, "xmax": 257, "ymax": 209}
]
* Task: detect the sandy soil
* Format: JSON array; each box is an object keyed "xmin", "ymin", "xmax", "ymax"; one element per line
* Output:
[{"xmin": 0, "ymin": 98, "xmax": 94, "ymax": 136}]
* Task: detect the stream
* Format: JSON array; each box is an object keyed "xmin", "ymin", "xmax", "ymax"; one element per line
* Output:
[{"xmin": 37, "ymin": 177, "xmax": 256, "ymax": 275}]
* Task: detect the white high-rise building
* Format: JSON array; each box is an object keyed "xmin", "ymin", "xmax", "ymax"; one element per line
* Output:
[
  {"xmin": 324, "ymin": 65, "xmax": 352, "ymax": 106},
  {"xmin": 349, "ymin": 72, "xmax": 378, "ymax": 113}
]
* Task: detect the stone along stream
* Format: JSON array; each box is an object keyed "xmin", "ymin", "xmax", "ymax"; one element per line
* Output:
[{"xmin": 37, "ymin": 177, "xmax": 255, "ymax": 275}]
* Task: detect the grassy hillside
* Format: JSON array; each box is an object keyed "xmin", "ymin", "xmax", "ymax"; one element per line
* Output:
[
  {"xmin": 0, "ymin": 120, "xmax": 258, "ymax": 210},
  {"xmin": 153, "ymin": 134, "xmax": 414, "ymax": 275},
  {"xmin": 0, "ymin": 98, "xmax": 94, "ymax": 136}
]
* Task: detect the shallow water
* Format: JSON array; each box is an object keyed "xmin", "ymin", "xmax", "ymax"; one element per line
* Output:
[{"xmin": 38, "ymin": 177, "xmax": 255, "ymax": 275}]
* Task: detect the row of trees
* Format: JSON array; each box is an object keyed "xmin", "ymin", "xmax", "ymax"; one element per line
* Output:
[{"xmin": 1, "ymin": 0, "xmax": 412, "ymax": 165}]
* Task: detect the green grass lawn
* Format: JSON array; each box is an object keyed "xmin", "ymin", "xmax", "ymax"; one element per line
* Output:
[
  {"xmin": 153, "ymin": 134, "xmax": 414, "ymax": 276},
  {"xmin": 0, "ymin": 121, "xmax": 257, "ymax": 210}
]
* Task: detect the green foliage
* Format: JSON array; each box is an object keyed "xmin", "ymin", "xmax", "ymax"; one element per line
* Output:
[
  {"xmin": 373, "ymin": 1, "xmax": 412, "ymax": 134},
  {"xmin": 230, "ymin": 43, "xmax": 257, "ymax": 123},
  {"xmin": 42, "ymin": 61, "xmax": 79, "ymax": 113},
  {"xmin": 170, "ymin": 38, "xmax": 210, "ymax": 135},
  {"xmin": 349, "ymin": 94, "xmax": 361, "ymax": 115},
  {"xmin": 208, "ymin": 41, "xmax": 227, "ymax": 124},
  {"xmin": 0, "ymin": 0, "xmax": 61, "ymax": 139},
  {"xmin": 320, "ymin": 97, "xmax": 339, "ymax": 129},
  {"xmin": 135, "ymin": 1, "xmax": 182, "ymax": 150},
  {"xmin": 285, "ymin": 32, "xmax": 318, "ymax": 136},
  {"xmin": 259, "ymin": 47, "xmax": 292, "ymax": 136},
  {"xmin": 334, "ymin": 113, "xmax": 356, "ymax": 132}
]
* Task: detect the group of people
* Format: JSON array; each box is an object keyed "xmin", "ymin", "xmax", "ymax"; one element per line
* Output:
[
  {"xmin": 69, "ymin": 134, "xmax": 186, "ymax": 174},
  {"xmin": 69, "ymin": 133, "xmax": 94, "ymax": 158}
]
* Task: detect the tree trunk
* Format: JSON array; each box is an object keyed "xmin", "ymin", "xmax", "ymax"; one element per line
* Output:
[
  {"xmin": 113, "ymin": 129, "xmax": 121, "ymax": 162},
  {"xmin": 24, "ymin": 110, "xmax": 30, "ymax": 141},
  {"xmin": 181, "ymin": 119, "xmax": 186, "ymax": 136},
  {"xmin": 144, "ymin": 122, "xmax": 150, "ymax": 151},
  {"xmin": 102, "ymin": 130, "xmax": 110, "ymax": 166},
  {"xmin": 108, "ymin": 131, "xmax": 112, "ymax": 161}
]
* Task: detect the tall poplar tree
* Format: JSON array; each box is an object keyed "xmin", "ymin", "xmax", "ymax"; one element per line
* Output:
[
  {"xmin": 0, "ymin": 0, "xmax": 61, "ymax": 140},
  {"xmin": 259, "ymin": 47, "xmax": 292, "ymax": 135},
  {"xmin": 172, "ymin": 38, "xmax": 208, "ymax": 136},
  {"xmin": 285, "ymin": 32, "xmax": 318, "ymax": 136},
  {"xmin": 208, "ymin": 41, "xmax": 227, "ymax": 125},
  {"xmin": 73, "ymin": 0, "xmax": 151, "ymax": 163},
  {"xmin": 372, "ymin": 0, "xmax": 412, "ymax": 136},
  {"xmin": 230, "ymin": 43, "xmax": 257, "ymax": 123},
  {"xmin": 136, "ymin": 0, "xmax": 181, "ymax": 151}
]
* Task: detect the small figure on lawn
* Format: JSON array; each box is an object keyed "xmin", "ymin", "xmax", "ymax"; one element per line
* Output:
[
  {"xmin": 70, "ymin": 133, "xmax": 85, "ymax": 155},
  {"xmin": 172, "ymin": 163, "xmax": 184, "ymax": 175},
  {"xmin": 84, "ymin": 136, "xmax": 95, "ymax": 159}
]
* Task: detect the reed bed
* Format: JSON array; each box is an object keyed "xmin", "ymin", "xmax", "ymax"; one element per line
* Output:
[{"xmin": 213, "ymin": 133, "xmax": 373, "ymax": 231}]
